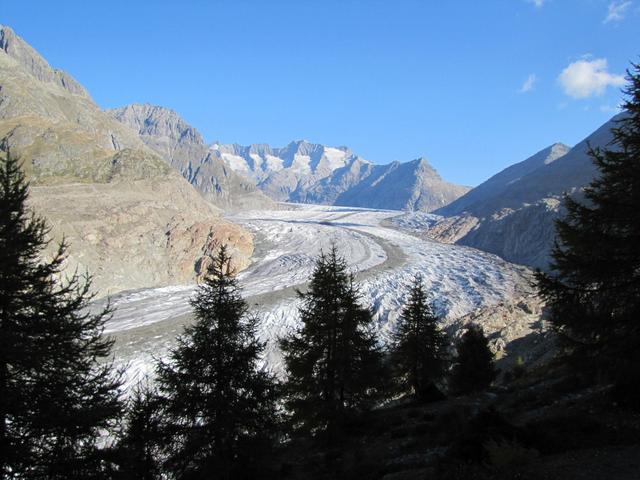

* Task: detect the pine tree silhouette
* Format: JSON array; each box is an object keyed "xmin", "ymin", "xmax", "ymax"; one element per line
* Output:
[
  {"xmin": 156, "ymin": 245, "xmax": 279, "ymax": 479},
  {"xmin": 0, "ymin": 151, "xmax": 123, "ymax": 479},
  {"xmin": 450, "ymin": 325, "xmax": 496, "ymax": 394},
  {"xmin": 115, "ymin": 380, "xmax": 163, "ymax": 480},
  {"xmin": 280, "ymin": 245, "xmax": 385, "ymax": 444},
  {"xmin": 391, "ymin": 275, "xmax": 448, "ymax": 401},
  {"xmin": 536, "ymin": 64, "xmax": 640, "ymax": 401}
]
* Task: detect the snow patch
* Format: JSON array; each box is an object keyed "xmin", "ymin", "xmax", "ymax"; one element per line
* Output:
[{"xmin": 220, "ymin": 153, "xmax": 249, "ymax": 173}]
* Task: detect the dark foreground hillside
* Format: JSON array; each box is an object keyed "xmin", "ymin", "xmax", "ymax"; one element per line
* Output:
[{"xmin": 275, "ymin": 363, "xmax": 640, "ymax": 480}]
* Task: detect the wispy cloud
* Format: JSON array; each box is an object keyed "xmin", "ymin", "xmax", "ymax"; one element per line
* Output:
[
  {"xmin": 558, "ymin": 58, "xmax": 625, "ymax": 98},
  {"xmin": 604, "ymin": 1, "xmax": 632, "ymax": 23},
  {"xmin": 527, "ymin": 0, "xmax": 546, "ymax": 7},
  {"xmin": 519, "ymin": 74, "xmax": 537, "ymax": 93}
]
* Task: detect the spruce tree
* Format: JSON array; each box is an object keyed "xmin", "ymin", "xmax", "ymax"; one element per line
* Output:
[
  {"xmin": 391, "ymin": 275, "xmax": 447, "ymax": 401},
  {"xmin": 536, "ymin": 64, "xmax": 640, "ymax": 379},
  {"xmin": 450, "ymin": 325, "xmax": 496, "ymax": 395},
  {"xmin": 0, "ymin": 152, "xmax": 123, "ymax": 479},
  {"xmin": 115, "ymin": 381, "xmax": 163, "ymax": 480},
  {"xmin": 156, "ymin": 245, "xmax": 279, "ymax": 480},
  {"xmin": 280, "ymin": 246, "xmax": 385, "ymax": 443}
]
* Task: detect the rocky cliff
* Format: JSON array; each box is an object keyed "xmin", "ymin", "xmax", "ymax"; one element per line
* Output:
[
  {"xmin": 0, "ymin": 25, "xmax": 253, "ymax": 296},
  {"xmin": 108, "ymin": 104, "xmax": 273, "ymax": 210},
  {"xmin": 334, "ymin": 157, "xmax": 470, "ymax": 211}
]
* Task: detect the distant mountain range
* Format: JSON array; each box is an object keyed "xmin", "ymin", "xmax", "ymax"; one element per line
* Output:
[
  {"xmin": 214, "ymin": 140, "xmax": 471, "ymax": 211},
  {"xmin": 107, "ymin": 103, "xmax": 471, "ymax": 212},
  {"xmin": 107, "ymin": 101, "xmax": 472, "ymax": 212}
]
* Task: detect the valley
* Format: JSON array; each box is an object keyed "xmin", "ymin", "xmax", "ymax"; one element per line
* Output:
[
  {"xmin": 104, "ymin": 204, "xmax": 535, "ymax": 387},
  {"xmin": 2, "ymin": 12, "xmax": 638, "ymax": 477}
]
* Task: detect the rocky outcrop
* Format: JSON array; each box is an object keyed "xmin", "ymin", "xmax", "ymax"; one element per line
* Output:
[
  {"xmin": 445, "ymin": 290, "xmax": 554, "ymax": 371},
  {"xmin": 0, "ymin": 25, "xmax": 253, "ymax": 296},
  {"xmin": 108, "ymin": 104, "xmax": 273, "ymax": 210},
  {"xmin": 217, "ymin": 140, "xmax": 470, "ymax": 212}
]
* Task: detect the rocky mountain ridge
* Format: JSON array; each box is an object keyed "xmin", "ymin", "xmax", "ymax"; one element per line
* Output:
[
  {"xmin": 0, "ymin": 25, "xmax": 253, "ymax": 296},
  {"xmin": 0, "ymin": 26, "xmax": 89, "ymax": 98},
  {"xmin": 108, "ymin": 104, "xmax": 274, "ymax": 210},
  {"xmin": 110, "ymin": 101, "xmax": 471, "ymax": 212},
  {"xmin": 438, "ymin": 143, "xmax": 571, "ymax": 217},
  {"xmin": 425, "ymin": 115, "xmax": 623, "ymax": 269}
]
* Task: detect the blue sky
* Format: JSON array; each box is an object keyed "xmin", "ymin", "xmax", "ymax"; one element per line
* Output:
[{"xmin": 1, "ymin": 0, "xmax": 638, "ymax": 186}]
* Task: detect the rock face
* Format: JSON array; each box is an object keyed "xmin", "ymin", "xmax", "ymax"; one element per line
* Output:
[
  {"xmin": 432, "ymin": 117, "xmax": 622, "ymax": 269},
  {"xmin": 213, "ymin": 140, "xmax": 357, "ymax": 202},
  {"xmin": 0, "ymin": 26, "xmax": 89, "ymax": 98},
  {"xmin": 108, "ymin": 104, "xmax": 273, "ymax": 210},
  {"xmin": 0, "ymin": 25, "xmax": 253, "ymax": 296},
  {"xmin": 217, "ymin": 140, "xmax": 470, "ymax": 212},
  {"xmin": 333, "ymin": 157, "xmax": 470, "ymax": 211},
  {"xmin": 446, "ymin": 291, "xmax": 554, "ymax": 371}
]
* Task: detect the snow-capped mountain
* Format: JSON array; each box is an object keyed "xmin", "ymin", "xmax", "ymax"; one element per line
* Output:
[
  {"xmin": 215, "ymin": 141, "xmax": 470, "ymax": 212},
  {"xmin": 214, "ymin": 141, "xmax": 355, "ymax": 182},
  {"xmin": 211, "ymin": 140, "xmax": 360, "ymax": 202}
]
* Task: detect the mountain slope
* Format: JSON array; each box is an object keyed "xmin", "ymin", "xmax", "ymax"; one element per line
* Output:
[
  {"xmin": 108, "ymin": 104, "xmax": 273, "ymax": 210},
  {"xmin": 0, "ymin": 25, "xmax": 252, "ymax": 296},
  {"xmin": 438, "ymin": 143, "xmax": 571, "ymax": 217},
  {"xmin": 0, "ymin": 25, "xmax": 89, "ymax": 98},
  {"xmin": 334, "ymin": 157, "xmax": 471, "ymax": 211},
  {"xmin": 431, "ymin": 115, "xmax": 623, "ymax": 268}
]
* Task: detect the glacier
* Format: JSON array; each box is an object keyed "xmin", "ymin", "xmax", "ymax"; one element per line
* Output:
[{"xmin": 102, "ymin": 204, "xmax": 533, "ymax": 389}]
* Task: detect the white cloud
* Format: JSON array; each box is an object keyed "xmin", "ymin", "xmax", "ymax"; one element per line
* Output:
[
  {"xmin": 558, "ymin": 58, "xmax": 625, "ymax": 98},
  {"xmin": 604, "ymin": 1, "xmax": 632, "ymax": 23},
  {"xmin": 519, "ymin": 74, "xmax": 537, "ymax": 93},
  {"xmin": 527, "ymin": 0, "xmax": 546, "ymax": 7}
]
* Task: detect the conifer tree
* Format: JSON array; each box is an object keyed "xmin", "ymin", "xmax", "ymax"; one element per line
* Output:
[
  {"xmin": 450, "ymin": 325, "xmax": 496, "ymax": 394},
  {"xmin": 391, "ymin": 276, "xmax": 448, "ymax": 400},
  {"xmin": 536, "ymin": 64, "xmax": 640, "ymax": 378},
  {"xmin": 0, "ymin": 152, "xmax": 123, "ymax": 479},
  {"xmin": 156, "ymin": 245, "xmax": 279, "ymax": 479},
  {"xmin": 280, "ymin": 246, "xmax": 385, "ymax": 442},
  {"xmin": 115, "ymin": 381, "xmax": 163, "ymax": 480}
]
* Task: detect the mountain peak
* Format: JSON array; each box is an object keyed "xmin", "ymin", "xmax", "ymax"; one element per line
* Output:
[
  {"xmin": 412, "ymin": 156, "xmax": 432, "ymax": 166},
  {"xmin": 109, "ymin": 103, "xmax": 205, "ymax": 146},
  {"xmin": 409, "ymin": 156, "xmax": 440, "ymax": 178},
  {"xmin": 0, "ymin": 25, "xmax": 89, "ymax": 98},
  {"xmin": 544, "ymin": 143, "xmax": 572, "ymax": 165}
]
